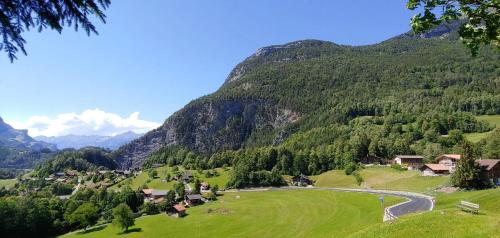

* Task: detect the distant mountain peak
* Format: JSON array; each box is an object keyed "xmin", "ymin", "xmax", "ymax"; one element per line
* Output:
[{"xmin": 35, "ymin": 131, "xmax": 143, "ymax": 150}]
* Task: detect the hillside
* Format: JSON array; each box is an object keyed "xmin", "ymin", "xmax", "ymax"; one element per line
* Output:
[
  {"xmin": 116, "ymin": 22, "xmax": 499, "ymax": 169},
  {"xmin": 0, "ymin": 116, "xmax": 57, "ymax": 168}
]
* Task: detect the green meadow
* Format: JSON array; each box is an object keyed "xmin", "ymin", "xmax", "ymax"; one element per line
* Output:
[
  {"xmin": 0, "ymin": 179, "xmax": 17, "ymax": 189},
  {"xmin": 313, "ymin": 166, "xmax": 449, "ymax": 193},
  {"xmin": 464, "ymin": 115, "xmax": 500, "ymax": 143},
  {"xmin": 351, "ymin": 188, "xmax": 500, "ymax": 238},
  {"xmin": 61, "ymin": 190, "xmax": 403, "ymax": 238}
]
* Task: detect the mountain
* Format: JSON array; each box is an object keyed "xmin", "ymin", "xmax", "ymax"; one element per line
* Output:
[
  {"xmin": 35, "ymin": 131, "xmax": 143, "ymax": 150},
  {"xmin": 0, "ymin": 116, "xmax": 57, "ymax": 168},
  {"xmin": 115, "ymin": 23, "xmax": 499, "ymax": 169}
]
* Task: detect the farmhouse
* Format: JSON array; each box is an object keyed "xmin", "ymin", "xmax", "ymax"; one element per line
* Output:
[
  {"xmin": 185, "ymin": 194, "xmax": 204, "ymax": 206},
  {"xmin": 421, "ymin": 164, "xmax": 451, "ymax": 176},
  {"xmin": 436, "ymin": 154, "xmax": 461, "ymax": 166},
  {"xmin": 477, "ymin": 159, "xmax": 500, "ymax": 185},
  {"xmin": 177, "ymin": 171, "xmax": 194, "ymax": 183},
  {"xmin": 201, "ymin": 182, "xmax": 210, "ymax": 191},
  {"xmin": 291, "ymin": 174, "xmax": 312, "ymax": 186},
  {"xmin": 172, "ymin": 204, "xmax": 186, "ymax": 217},
  {"xmin": 151, "ymin": 190, "xmax": 168, "ymax": 200},
  {"xmin": 141, "ymin": 189, "xmax": 154, "ymax": 199},
  {"xmin": 393, "ymin": 155, "xmax": 424, "ymax": 170}
]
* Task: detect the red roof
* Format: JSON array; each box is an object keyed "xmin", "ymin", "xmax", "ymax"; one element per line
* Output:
[
  {"xmin": 477, "ymin": 159, "xmax": 500, "ymax": 171},
  {"xmin": 174, "ymin": 204, "xmax": 186, "ymax": 212},
  {"xmin": 422, "ymin": 164, "xmax": 450, "ymax": 171}
]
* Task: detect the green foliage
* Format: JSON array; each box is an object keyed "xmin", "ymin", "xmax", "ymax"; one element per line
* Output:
[
  {"xmin": 407, "ymin": 0, "xmax": 500, "ymax": 55},
  {"xmin": 112, "ymin": 203, "xmax": 135, "ymax": 232},
  {"xmin": 353, "ymin": 171, "xmax": 364, "ymax": 186},
  {"xmin": 174, "ymin": 182, "xmax": 185, "ymax": 200},
  {"xmin": 0, "ymin": 0, "xmax": 110, "ymax": 62},
  {"xmin": 194, "ymin": 179, "xmax": 201, "ymax": 194},
  {"xmin": 148, "ymin": 169, "xmax": 158, "ymax": 179},
  {"xmin": 344, "ymin": 162, "xmax": 359, "ymax": 175},
  {"xmin": 451, "ymin": 142, "xmax": 491, "ymax": 189},
  {"xmin": 35, "ymin": 147, "xmax": 116, "ymax": 178},
  {"xmin": 480, "ymin": 128, "xmax": 500, "ymax": 159},
  {"xmin": 67, "ymin": 202, "xmax": 99, "ymax": 230},
  {"xmin": 141, "ymin": 202, "xmax": 159, "ymax": 215}
]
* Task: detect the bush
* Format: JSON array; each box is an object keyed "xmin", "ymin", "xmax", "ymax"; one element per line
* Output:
[
  {"xmin": 141, "ymin": 202, "xmax": 160, "ymax": 215},
  {"xmin": 390, "ymin": 164, "xmax": 405, "ymax": 171},
  {"xmin": 353, "ymin": 171, "xmax": 364, "ymax": 186},
  {"xmin": 344, "ymin": 162, "xmax": 358, "ymax": 175}
]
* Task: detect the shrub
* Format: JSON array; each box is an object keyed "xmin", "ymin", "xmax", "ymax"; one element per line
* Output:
[{"xmin": 390, "ymin": 164, "xmax": 405, "ymax": 171}]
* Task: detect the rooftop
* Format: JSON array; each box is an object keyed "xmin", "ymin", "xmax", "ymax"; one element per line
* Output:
[
  {"xmin": 438, "ymin": 154, "xmax": 461, "ymax": 160},
  {"xmin": 395, "ymin": 155, "xmax": 425, "ymax": 159},
  {"xmin": 422, "ymin": 164, "xmax": 450, "ymax": 171},
  {"xmin": 477, "ymin": 159, "xmax": 500, "ymax": 171},
  {"xmin": 186, "ymin": 194, "xmax": 203, "ymax": 200}
]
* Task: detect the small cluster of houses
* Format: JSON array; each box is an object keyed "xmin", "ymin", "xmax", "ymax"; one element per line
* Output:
[
  {"xmin": 393, "ymin": 154, "xmax": 500, "ymax": 184},
  {"xmin": 43, "ymin": 170, "xmax": 78, "ymax": 183}
]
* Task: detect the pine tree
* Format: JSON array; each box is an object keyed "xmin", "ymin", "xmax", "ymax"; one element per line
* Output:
[{"xmin": 451, "ymin": 142, "xmax": 490, "ymax": 189}]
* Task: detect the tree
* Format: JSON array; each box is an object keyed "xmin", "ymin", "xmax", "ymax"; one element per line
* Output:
[
  {"xmin": 148, "ymin": 169, "xmax": 158, "ymax": 179},
  {"xmin": 67, "ymin": 202, "xmax": 99, "ymax": 231},
  {"xmin": 0, "ymin": 0, "xmax": 111, "ymax": 62},
  {"xmin": 407, "ymin": 0, "xmax": 499, "ymax": 55},
  {"xmin": 112, "ymin": 203, "xmax": 135, "ymax": 232},
  {"xmin": 193, "ymin": 179, "xmax": 201, "ymax": 194},
  {"xmin": 451, "ymin": 142, "xmax": 491, "ymax": 189}
]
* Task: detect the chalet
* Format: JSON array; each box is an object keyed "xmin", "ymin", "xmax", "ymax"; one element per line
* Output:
[
  {"xmin": 141, "ymin": 189, "xmax": 154, "ymax": 199},
  {"xmin": 436, "ymin": 154, "xmax": 461, "ymax": 166},
  {"xmin": 200, "ymin": 182, "xmax": 210, "ymax": 191},
  {"xmin": 477, "ymin": 159, "xmax": 500, "ymax": 185},
  {"xmin": 361, "ymin": 155, "xmax": 386, "ymax": 165},
  {"xmin": 291, "ymin": 174, "xmax": 312, "ymax": 186},
  {"xmin": 172, "ymin": 204, "xmax": 186, "ymax": 217},
  {"xmin": 98, "ymin": 170, "xmax": 110, "ymax": 175},
  {"xmin": 54, "ymin": 172, "xmax": 65, "ymax": 177},
  {"xmin": 66, "ymin": 170, "xmax": 78, "ymax": 177},
  {"xmin": 177, "ymin": 171, "xmax": 194, "ymax": 183},
  {"xmin": 421, "ymin": 164, "xmax": 451, "ymax": 176},
  {"xmin": 185, "ymin": 194, "xmax": 204, "ymax": 206},
  {"xmin": 393, "ymin": 155, "xmax": 425, "ymax": 170},
  {"xmin": 151, "ymin": 190, "xmax": 168, "ymax": 200}
]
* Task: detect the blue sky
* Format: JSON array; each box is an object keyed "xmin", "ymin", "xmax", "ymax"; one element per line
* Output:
[{"xmin": 0, "ymin": 0, "xmax": 416, "ymax": 136}]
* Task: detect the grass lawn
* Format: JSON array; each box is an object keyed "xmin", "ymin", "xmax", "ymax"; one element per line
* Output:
[
  {"xmin": 313, "ymin": 166, "xmax": 449, "ymax": 193},
  {"xmin": 109, "ymin": 166, "xmax": 232, "ymax": 191},
  {"xmin": 464, "ymin": 115, "xmax": 500, "ymax": 143},
  {"xmin": 350, "ymin": 188, "xmax": 500, "ymax": 238},
  {"xmin": 0, "ymin": 179, "xmax": 17, "ymax": 189},
  {"xmin": 61, "ymin": 190, "xmax": 403, "ymax": 238}
]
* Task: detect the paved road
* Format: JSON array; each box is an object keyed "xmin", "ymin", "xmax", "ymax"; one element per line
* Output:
[{"xmin": 225, "ymin": 186, "xmax": 434, "ymax": 221}]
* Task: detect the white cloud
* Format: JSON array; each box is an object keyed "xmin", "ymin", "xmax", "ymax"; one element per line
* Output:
[{"xmin": 6, "ymin": 109, "xmax": 161, "ymax": 137}]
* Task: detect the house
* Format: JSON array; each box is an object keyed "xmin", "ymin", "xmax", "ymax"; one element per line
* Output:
[
  {"xmin": 361, "ymin": 155, "xmax": 386, "ymax": 165},
  {"xmin": 393, "ymin": 155, "xmax": 425, "ymax": 170},
  {"xmin": 151, "ymin": 190, "xmax": 168, "ymax": 200},
  {"xmin": 436, "ymin": 154, "xmax": 461, "ymax": 166},
  {"xmin": 141, "ymin": 189, "xmax": 154, "ymax": 199},
  {"xmin": 200, "ymin": 182, "xmax": 210, "ymax": 191},
  {"xmin": 66, "ymin": 170, "xmax": 78, "ymax": 177},
  {"xmin": 54, "ymin": 172, "xmax": 65, "ymax": 177},
  {"xmin": 477, "ymin": 159, "xmax": 500, "ymax": 185},
  {"xmin": 421, "ymin": 164, "xmax": 451, "ymax": 176},
  {"xmin": 185, "ymin": 194, "xmax": 203, "ymax": 206},
  {"xmin": 172, "ymin": 204, "xmax": 186, "ymax": 217},
  {"xmin": 177, "ymin": 171, "xmax": 194, "ymax": 183},
  {"xmin": 291, "ymin": 174, "xmax": 312, "ymax": 186}
]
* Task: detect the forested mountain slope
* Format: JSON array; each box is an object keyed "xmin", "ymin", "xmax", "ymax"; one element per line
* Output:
[
  {"xmin": 0, "ymin": 117, "xmax": 56, "ymax": 168},
  {"xmin": 116, "ymin": 23, "xmax": 499, "ymax": 169}
]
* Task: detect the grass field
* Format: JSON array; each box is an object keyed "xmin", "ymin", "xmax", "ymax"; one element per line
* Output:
[
  {"xmin": 61, "ymin": 190, "xmax": 403, "ymax": 238},
  {"xmin": 464, "ymin": 115, "xmax": 500, "ymax": 143},
  {"xmin": 350, "ymin": 188, "xmax": 500, "ymax": 238},
  {"xmin": 313, "ymin": 166, "xmax": 449, "ymax": 193},
  {"xmin": 110, "ymin": 166, "xmax": 232, "ymax": 191},
  {"xmin": 0, "ymin": 179, "xmax": 17, "ymax": 189}
]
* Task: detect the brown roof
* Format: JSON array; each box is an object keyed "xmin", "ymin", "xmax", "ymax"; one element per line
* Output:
[
  {"xmin": 477, "ymin": 159, "xmax": 500, "ymax": 171},
  {"xmin": 141, "ymin": 189, "xmax": 154, "ymax": 195},
  {"xmin": 422, "ymin": 164, "xmax": 450, "ymax": 171},
  {"xmin": 437, "ymin": 154, "xmax": 461, "ymax": 160},
  {"xmin": 174, "ymin": 204, "xmax": 186, "ymax": 212}
]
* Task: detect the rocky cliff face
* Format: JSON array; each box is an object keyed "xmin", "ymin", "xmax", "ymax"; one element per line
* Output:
[
  {"xmin": 0, "ymin": 116, "xmax": 56, "ymax": 151},
  {"xmin": 115, "ymin": 100, "xmax": 299, "ymax": 168}
]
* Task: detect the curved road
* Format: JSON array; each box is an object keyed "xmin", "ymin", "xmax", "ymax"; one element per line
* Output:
[{"xmin": 225, "ymin": 186, "xmax": 434, "ymax": 221}]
